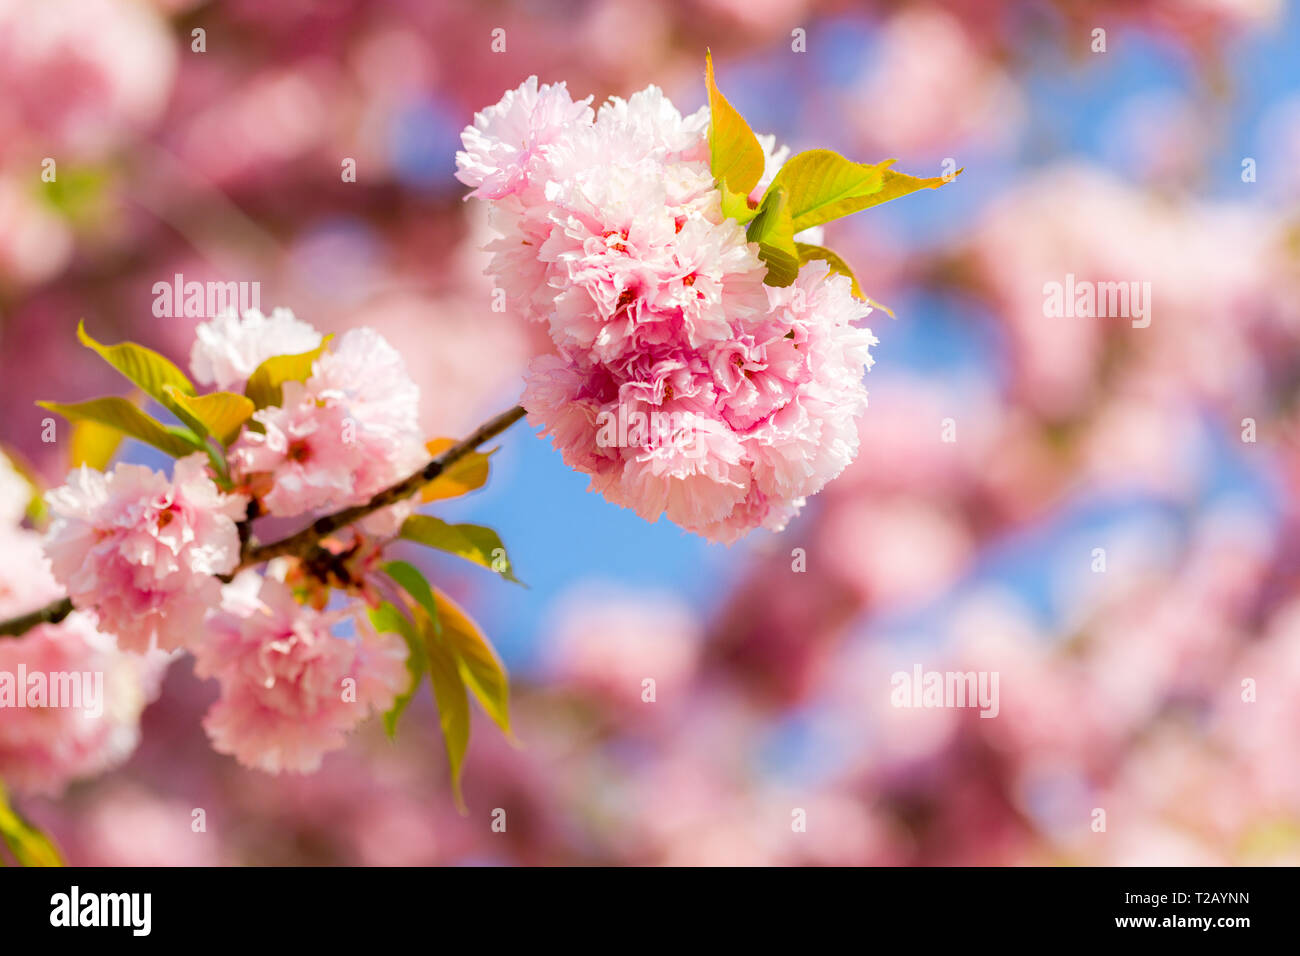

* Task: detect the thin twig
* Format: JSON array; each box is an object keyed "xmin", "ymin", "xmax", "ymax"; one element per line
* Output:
[
  {"xmin": 0, "ymin": 404, "xmax": 528, "ymax": 641},
  {"xmin": 238, "ymin": 404, "xmax": 527, "ymax": 566},
  {"xmin": 0, "ymin": 598, "xmax": 74, "ymax": 637}
]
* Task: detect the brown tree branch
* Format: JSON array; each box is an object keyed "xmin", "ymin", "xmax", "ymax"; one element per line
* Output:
[
  {"xmin": 0, "ymin": 404, "xmax": 528, "ymax": 641},
  {"xmin": 0, "ymin": 598, "xmax": 74, "ymax": 637}
]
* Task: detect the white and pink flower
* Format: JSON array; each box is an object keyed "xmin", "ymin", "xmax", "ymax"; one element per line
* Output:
[
  {"xmin": 0, "ymin": 522, "xmax": 170, "ymax": 796},
  {"xmin": 189, "ymin": 307, "xmax": 323, "ymax": 391},
  {"xmin": 231, "ymin": 326, "xmax": 427, "ymax": 519},
  {"xmin": 42, "ymin": 455, "xmax": 247, "ymax": 653},
  {"xmin": 460, "ymin": 79, "xmax": 877, "ymax": 542},
  {"xmin": 192, "ymin": 573, "xmax": 408, "ymax": 774}
]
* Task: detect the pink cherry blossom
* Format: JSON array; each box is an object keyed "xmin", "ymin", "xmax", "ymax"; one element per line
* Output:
[
  {"xmin": 42, "ymin": 455, "xmax": 248, "ymax": 653},
  {"xmin": 0, "ymin": 524, "xmax": 170, "ymax": 796},
  {"xmin": 455, "ymin": 76, "xmax": 594, "ymax": 201},
  {"xmin": 189, "ymin": 306, "xmax": 323, "ymax": 390},
  {"xmin": 192, "ymin": 573, "xmax": 408, "ymax": 774},
  {"xmin": 462, "ymin": 80, "xmax": 878, "ymax": 542},
  {"xmin": 231, "ymin": 327, "xmax": 427, "ymax": 518}
]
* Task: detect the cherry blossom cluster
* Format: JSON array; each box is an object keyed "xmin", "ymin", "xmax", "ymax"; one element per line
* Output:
[
  {"xmin": 457, "ymin": 78, "xmax": 878, "ymax": 543},
  {"xmin": 0, "ymin": 453, "xmax": 169, "ymax": 795},
  {"xmin": 29, "ymin": 310, "xmax": 422, "ymax": 775}
]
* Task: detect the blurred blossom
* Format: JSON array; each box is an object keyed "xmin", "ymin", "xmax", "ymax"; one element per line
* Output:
[
  {"xmin": 543, "ymin": 584, "xmax": 701, "ymax": 712},
  {"xmin": 578, "ymin": 0, "xmax": 672, "ymax": 76},
  {"xmin": 351, "ymin": 290, "xmax": 534, "ymax": 435},
  {"xmin": 966, "ymin": 164, "xmax": 1281, "ymax": 419},
  {"xmin": 4, "ymin": 0, "xmax": 1300, "ymax": 869},
  {"xmin": 0, "ymin": 523, "xmax": 170, "ymax": 796},
  {"xmin": 816, "ymin": 495, "xmax": 974, "ymax": 609},
  {"xmin": 0, "ymin": 0, "xmax": 176, "ymax": 161},
  {"xmin": 0, "ymin": 176, "xmax": 74, "ymax": 286},
  {"xmin": 845, "ymin": 6, "xmax": 1023, "ymax": 159},
  {"xmin": 175, "ymin": 65, "xmax": 336, "ymax": 186},
  {"xmin": 58, "ymin": 785, "xmax": 225, "ymax": 867},
  {"xmin": 1257, "ymin": 94, "xmax": 1300, "ymax": 200},
  {"xmin": 1075, "ymin": 393, "xmax": 1207, "ymax": 497},
  {"xmin": 701, "ymin": 0, "xmax": 811, "ymax": 31},
  {"xmin": 1104, "ymin": 91, "xmax": 1211, "ymax": 187}
]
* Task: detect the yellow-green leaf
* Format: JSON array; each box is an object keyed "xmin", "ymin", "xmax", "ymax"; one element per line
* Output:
[
  {"xmin": 40, "ymin": 166, "xmax": 108, "ymax": 224},
  {"xmin": 76, "ymin": 320, "xmax": 195, "ymax": 406},
  {"xmin": 433, "ymin": 587, "xmax": 511, "ymax": 737},
  {"xmin": 0, "ymin": 446, "xmax": 47, "ymax": 525},
  {"xmin": 424, "ymin": 615, "xmax": 470, "ymax": 813},
  {"xmin": 244, "ymin": 336, "xmax": 331, "ymax": 410},
  {"xmin": 767, "ymin": 150, "xmax": 886, "ymax": 233},
  {"xmin": 795, "ymin": 243, "xmax": 896, "ymax": 315},
  {"xmin": 383, "ymin": 560, "xmax": 441, "ymax": 634},
  {"xmin": 790, "ymin": 240, "xmax": 894, "ymax": 316},
  {"xmin": 369, "ymin": 601, "xmax": 426, "ymax": 739},
  {"xmin": 421, "ymin": 438, "xmax": 493, "ymax": 503},
  {"xmin": 37, "ymin": 398, "xmax": 203, "ymax": 459},
  {"xmin": 400, "ymin": 515, "xmax": 523, "ymax": 585},
  {"xmin": 795, "ymin": 242, "xmax": 865, "ymax": 297},
  {"xmin": 69, "ymin": 417, "xmax": 125, "ymax": 470},
  {"xmin": 0, "ymin": 781, "xmax": 63, "ymax": 867},
  {"xmin": 746, "ymin": 186, "xmax": 799, "ymax": 287},
  {"xmin": 768, "ymin": 152, "xmax": 958, "ymax": 232},
  {"xmin": 718, "ymin": 179, "xmax": 757, "ymax": 226},
  {"xmin": 163, "ymin": 386, "xmax": 254, "ymax": 445},
  {"xmin": 865, "ymin": 161, "xmax": 960, "ymax": 213},
  {"xmin": 706, "ymin": 50, "xmax": 765, "ymax": 200}
]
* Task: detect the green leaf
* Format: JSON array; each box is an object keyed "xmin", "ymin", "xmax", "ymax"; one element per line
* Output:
[
  {"xmin": 37, "ymin": 398, "xmax": 204, "ymax": 459},
  {"xmin": 0, "ymin": 781, "xmax": 63, "ymax": 867},
  {"xmin": 400, "ymin": 515, "xmax": 523, "ymax": 585},
  {"xmin": 766, "ymin": 150, "xmax": 886, "ymax": 233},
  {"xmin": 162, "ymin": 386, "xmax": 254, "ymax": 445},
  {"xmin": 795, "ymin": 242, "xmax": 865, "ymax": 298},
  {"xmin": 794, "ymin": 243, "xmax": 896, "ymax": 315},
  {"xmin": 795, "ymin": 242, "xmax": 897, "ymax": 315},
  {"xmin": 372, "ymin": 572, "xmax": 512, "ymax": 805},
  {"xmin": 746, "ymin": 186, "xmax": 799, "ymax": 287},
  {"xmin": 383, "ymin": 560, "xmax": 441, "ymax": 635},
  {"xmin": 370, "ymin": 601, "xmax": 426, "ymax": 739},
  {"xmin": 423, "ymin": 615, "xmax": 471, "ymax": 813},
  {"xmin": 69, "ymin": 416, "xmax": 126, "ymax": 470},
  {"xmin": 768, "ymin": 152, "xmax": 957, "ymax": 232},
  {"xmin": 39, "ymin": 166, "xmax": 108, "ymax": 224},
  {"xmin": 244, "ymin": 336, "xmax": 332, "ymax": 410},
  {"xmin": 433, "ymin": 587, "xmax": 511, "ymax": 737},
  {"xmin": 705, "ymin": 50, "xmax": 765, "ymax": 200},
  {"xmin": 76, "ymin": 320, "xmax": 196, "ymax": 407},
  {"xmin": 0, "ymin": 446, "xmax": 48, "ymax": 525},
  {"xmin": 859, "ymin": 161, "xmax": 959, "ymax": 214},
  {"xmin": 718, "ymin": 180, "xmax": 757, "ymax": 225}
]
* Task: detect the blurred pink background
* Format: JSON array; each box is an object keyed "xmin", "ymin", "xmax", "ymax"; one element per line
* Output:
[{"xmin": 3, "ymin": 0, "xmax": 1300, "ymax": 865}]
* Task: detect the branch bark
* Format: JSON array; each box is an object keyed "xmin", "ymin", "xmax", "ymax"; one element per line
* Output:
[
  {"xmin": 0, "ymin": 598, "xmax": 74, "ymax": 637},
  {"xmin": 0, "ymin": 404, "xmax": 527, "ymax": 641}
]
